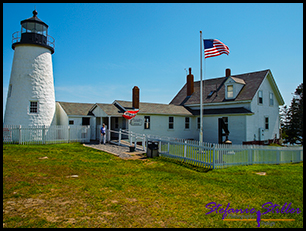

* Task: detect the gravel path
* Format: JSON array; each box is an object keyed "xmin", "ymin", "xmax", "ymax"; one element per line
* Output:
[{"xmin": 83, "ymin": 142, "xmax": 147, "ymax": 160}]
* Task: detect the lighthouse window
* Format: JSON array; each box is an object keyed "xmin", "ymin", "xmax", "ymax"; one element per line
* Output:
[
  {"xmin": 29, "ymin": 101, "xmax": 38, "ymax": 113},
  {"xmin": 21, "ymin": 23, "xmax": 27, "ymax": 33}
]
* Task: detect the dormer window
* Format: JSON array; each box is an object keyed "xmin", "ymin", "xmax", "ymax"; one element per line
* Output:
[
  {"xmin": 227, "ymin": 85, "xmax": 234, "ymax": 98},
  {"xmin": 224, "ymin": 76, "xmax": 245, "ymax": 100}
]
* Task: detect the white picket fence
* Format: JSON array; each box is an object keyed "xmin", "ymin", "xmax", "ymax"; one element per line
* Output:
[
  {"xmin": 3, "ymin": 125, "xmax": 91, "ymax": 144},
  {"xmin": 156, "ymin": 139, "xmax": 303, "ymax": 169},
  {"xmin": 107, "ymin": 129, "xmax": 303, "ymax": 169}
]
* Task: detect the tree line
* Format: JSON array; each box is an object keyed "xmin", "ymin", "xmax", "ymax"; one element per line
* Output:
[{"xmin": 280, "ymin": 83, "xmax": 303, "ymax": 145}]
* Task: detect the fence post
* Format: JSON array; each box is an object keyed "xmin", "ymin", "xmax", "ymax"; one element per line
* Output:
[
  {"xmin": 159, "ymin": 140, "xmax": 161, "ymax": 153},
  {"xmin": 184, "ymin": 140, "xmax": 187, "ymax": 158},
  {"xmin": 18, "ymin": 125, "xmax": 22, "ymax": 144},
  {"xmin": 129, "ymin": 129, "xmax": 131, "ymax": 146},
  {"xmin": 68, "ymin": 126, "xmax": 70, "ymax": 143},
  {"xmin": 145, "ymin": 134, "xmax": 148, "ymax": 152},
  {"xmin": 167, "ymin": 140, "xmax": 170, "ymax": 154},
  {"xmin": 248, "ymin": 146, "xmax": 253, "ymax": 165},
  {"xmin": 42, "ymin": 125, "xmax": 46, "ymax": 144},
  {"xmin": 276, "ymin": 149, "xmax": 280, "ymax": 164},
  {"xmin": 212, "ymin": 144, "xmax": 215, "ymax": 169},
  {"xmin": 130, "ymin": 131, "xmax": 133, "ymax": 146},
  {"xmin": 142, "ymin": 134, "xmax": 146, "ymax": 151},
  {"xmin": 119, "ymin": 128, "xmax": 122, "ymax": 145},
  {"xmin": 87, "ymin": 125, "xmax": 90, "ymax": 143},
  {"xmin": 107, "ymin": 127, "xmax": 110, "ymax": 142}
]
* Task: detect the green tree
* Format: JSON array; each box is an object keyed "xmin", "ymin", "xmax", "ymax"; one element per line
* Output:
[
  {"xmin": 279, "ymin": 105, "xmax": 289, "ymax": 142},
  {"xmin": 284, "ymin": 83, "xmax": 303, "ymax": 145}
]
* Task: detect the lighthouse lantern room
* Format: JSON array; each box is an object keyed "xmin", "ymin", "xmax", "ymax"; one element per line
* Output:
[{"xmin": 4, "ymin": 10, "xmax": 56, "ymax": 127}]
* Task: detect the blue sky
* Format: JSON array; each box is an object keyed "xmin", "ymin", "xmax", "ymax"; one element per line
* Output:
[{"xmin": 3, "ymin": 3, "xmax": 303, "ymax": 117}]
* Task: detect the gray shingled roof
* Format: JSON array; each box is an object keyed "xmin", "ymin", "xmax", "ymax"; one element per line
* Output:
[
  {"xmin": 170, "ymin": 69, "xmax": 270, "ymax": 106},
  {"xmin": 115, "ymin": 100, "xmax": 193, "ymax": 116},
  {"xmin": 95, "ymin": 103, "xmax": 124, "ymax": 116},
  {"xmin": 57, "ymin": 102, "xmax": 94, "ymax": 116}
]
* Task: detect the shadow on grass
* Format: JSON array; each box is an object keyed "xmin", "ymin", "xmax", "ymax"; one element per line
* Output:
[{"xmin": 158, "ymin": 156, "xmax": 213, "ymax": 173}]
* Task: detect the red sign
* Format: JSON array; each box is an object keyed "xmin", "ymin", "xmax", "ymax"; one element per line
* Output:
[{"xmin": 122, "ymin": 110, "xmax": 139, "ymax": 120}]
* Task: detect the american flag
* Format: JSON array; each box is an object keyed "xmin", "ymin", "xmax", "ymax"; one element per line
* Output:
[{"xmin": 204, "ymin": 39, "xmax": 229, "ymax": 59}]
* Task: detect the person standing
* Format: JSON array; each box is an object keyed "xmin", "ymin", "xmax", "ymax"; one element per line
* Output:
[{"xmin": 100, "ymin": 123, "xmax": 106, "ymax": 145}]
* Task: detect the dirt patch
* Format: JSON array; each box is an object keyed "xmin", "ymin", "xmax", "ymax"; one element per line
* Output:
[
  {"xmin": 126, "ymin": 198, "xmax": 138, "ymax": 203},
  {"xmin": 3, "ymin": 196, "xmax": 91, "ymax": 225}
]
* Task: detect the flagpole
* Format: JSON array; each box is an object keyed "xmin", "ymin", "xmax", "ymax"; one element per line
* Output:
[{"xmin": 199, "ymin": 31, "xmax": 203, "ymax": 143}]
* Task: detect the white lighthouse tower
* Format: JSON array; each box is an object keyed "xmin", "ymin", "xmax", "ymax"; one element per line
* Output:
[{"xmin": 4, "ymin": 10, "xmax": 56, "ymax": 127}]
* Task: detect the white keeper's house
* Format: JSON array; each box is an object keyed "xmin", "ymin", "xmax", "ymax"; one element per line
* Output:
[
  {"xmin": 4, "ymin": 10, "xmax": 285, "ymax": 145},
  {"xmin": 54, "ymin": 67, "xmax": 284, "ymax": 145}
]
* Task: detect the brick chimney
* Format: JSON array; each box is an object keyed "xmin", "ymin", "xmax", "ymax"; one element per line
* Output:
[
  {"xmin": 226, "ymin": 68, "xmax": 231, "ymax": 78},
  {"xmin": 132, "ymin": 86, "xmax": 140, "ymax": 109},
  {"xmin": 187, "ymin": 67, "xmax": 194, "ymax": 96}
]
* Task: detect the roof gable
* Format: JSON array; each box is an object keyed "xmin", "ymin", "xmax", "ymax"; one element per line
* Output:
[
  {"xmin": 115, "ymin": 100, "xmax": 193, "ymax": 116},
  {"xmin": 57, "ymin": 102, "xmax": 94, "ymax": 116},
  {"xmin": 92, "ymin": 103, "xmax": 124, "ymax": 116}
]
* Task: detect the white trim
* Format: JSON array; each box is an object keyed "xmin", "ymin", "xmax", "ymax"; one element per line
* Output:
[{"xmin": 265, "ymin": 70, "xmax": 285, "ymax": 105}]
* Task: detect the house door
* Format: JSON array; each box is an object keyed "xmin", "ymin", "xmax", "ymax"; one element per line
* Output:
[{"xmin": 218, "ymin": 117, "xmax": 229, "ymax": 144}]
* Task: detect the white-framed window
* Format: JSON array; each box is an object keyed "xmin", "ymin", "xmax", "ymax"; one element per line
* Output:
[
  {"xmin": 185, "ymin": 117, "xmax": 190, "ymax": 129},
  {"xmin": 69, "ymin": 120, "xmax": 74, "ymax": 125},
  {"xmin": 169, "ymin": 117, "xmax": 174, "ymax": 129},
  {"xmin": 265, "ymin": 117, "xmax": 269, "ymax": 130},
  {"xmin": 29, "ymin": 101, "xmax": 38, "ymax": 113},
  {"xmin": 144, "ymin": 116, "xmax": 150, "ymax": 129},
  {"xmin": 269, "ymin": 92, "xmax": 274, "ymax": 106},
  {"xmin": 258, "ymin": 90, "xmax": 263, "ymax": 104},
  {"xmin": 227, "ymin": 85, "xmax": 234, "ymax": 98}
]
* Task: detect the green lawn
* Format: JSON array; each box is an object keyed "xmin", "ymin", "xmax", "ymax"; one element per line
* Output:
[{"xmin": 3, "ymin": 143, "xmax": 303, "ymax": 228}]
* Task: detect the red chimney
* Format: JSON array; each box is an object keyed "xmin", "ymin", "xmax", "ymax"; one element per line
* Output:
[
  {"xmin": 187, "ymin": 67, "xmax": 194, "ymax": 96},
  {"xmin": 132, "ymin": 86, "xmax": 139, "ymax": 109},
  {"xmin": 226, "ymin": 68, "xmax": 231, "ymax": 77}
]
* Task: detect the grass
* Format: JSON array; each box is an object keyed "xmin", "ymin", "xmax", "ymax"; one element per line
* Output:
[{"xmin": 3, "ymin": 143, "xmax": 303, "ymax": 228}]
